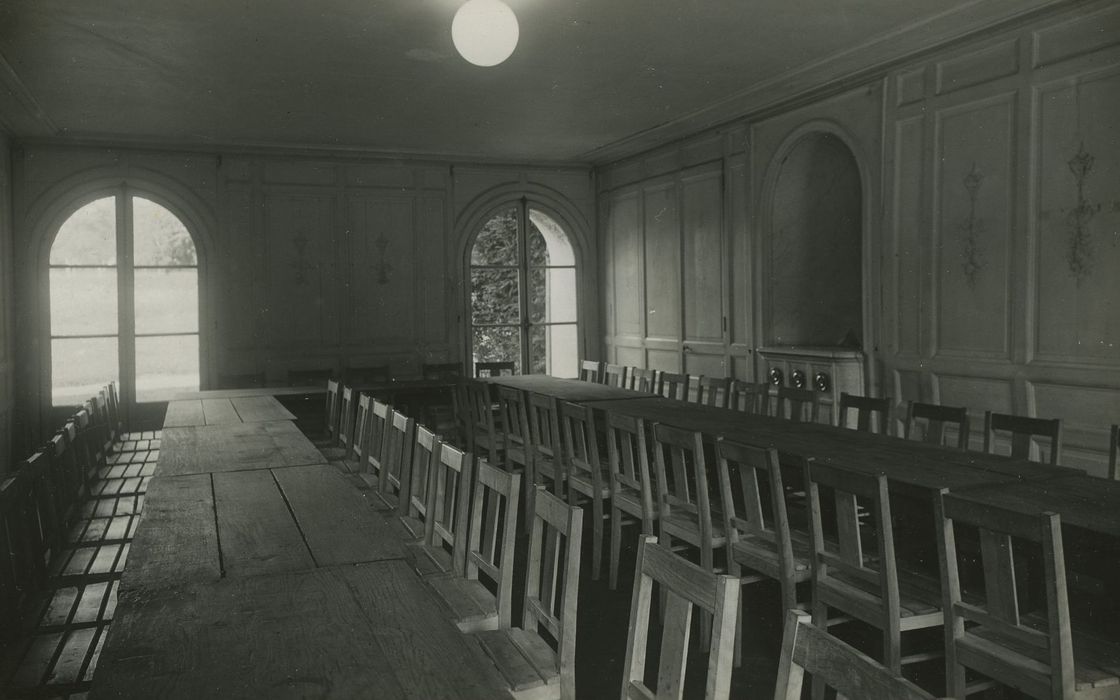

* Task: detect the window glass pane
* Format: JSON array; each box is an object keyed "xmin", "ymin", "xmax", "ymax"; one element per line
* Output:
[
  {"xmin": 134, "ymin": 268, "xmax": 199, "ymax": 334},
  {"xmin": 529, "ymin": 323, "xmax": 577, "ymax": 378},
  {"xmin": 528, "ymin": 267, "xmax": 577, "ymax": 324},
  {"xmin": 50, "ymin": 267, "xmax": 118, "ymax": 336},
  {"xmin": 528, "ymin": 208, "xmax": 575, "ymax": 266},
  {"xmin": 471, "ymin": 268, "xmax": 520, "ymax": 324},
  {"xmin": 50, "ymin": 197, "xmax": 117, "ymax": 265},
  {"xmin": 473, "ymin": 325, "xmax": 521, "ymax": 375},
  {"xmin": 52, "ymin": 337, "xmax": 118, "ymax": 405},
  {"xmin": 133, "ymin": 197, "xmax": 198, "ymax": 265},
  {"xmin": 135, "ymin": 334, "xmax": 200, "ymax": 402},
  {"xmin": 470, "ymin": 208, "xmax": 518, "ymax": 266}
]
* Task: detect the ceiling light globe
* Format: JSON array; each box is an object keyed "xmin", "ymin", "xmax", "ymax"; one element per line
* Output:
[{"xmin": 452, "ymin": 0, "xmax": 519, "ymax": 67}]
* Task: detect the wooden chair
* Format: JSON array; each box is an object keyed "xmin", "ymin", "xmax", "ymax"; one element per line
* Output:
[
  {"xmin": 331, "ymin": 385, "xmax": 359, "ymax": 462},
  {"xmin": 1, "ymin": 464, "xmax": 51, "ymax": 642},
  {"xmin": 777, "ymin": 386, "xmax": 820, "ymax": 423},
  {"xmin": 476, "ymin": 361, "xmax": 515, "ymax": 377},
  {"xmin": 217, "ymin": 371, "xmax": 266, "ymax": 389},
  {"xmin": 411, "ymin": 440, "xmax": 473, "ymax": 577},
  {"xmin": 1110, "ymin": 424, "xmax": 1119, "ymax": 480},
  {"xmin": 903, "ymin": 401, "xmax": 970, "ymax": 450},
  {"xmin": 729, "ymin": 380, "xmax": 770, "ymax": 415},
  {"xmin": 652, "ymin": 423, "xmax": 725, "ymax": 646},
  {"xmin": 465, "ymin": 380, "xmax": 503, "ymax": 465},
  {"xmin": 603, "ymin": 363, "xmax": 628, "ymax": 388},
  {"xmin": 774, "ymin": 610, "xmax": 942, "ymax": 700},
  {"xmin": 715, "ymin": 438, "xmax": 811, "ymax": 664},
  {"xmin": 804, "ymin": 461, "xmax": 942, "ymax": 680},
  {"xmin": 936, "ymin": 492, "xmax": 1120, "ymax": 699},
  {"xmin": 377, "ymin": 409, "xmax": 416, "ymax": 511},
  {"xmin": 48, "ymin": 424, "xmax": 85, "ymax": 531},
  {"xmin": 324, "ymin": 378, "xmax": 342, "ymax": 446},
  {"xmin": 344, "ymin": 392, "xmax": 371, "ymax": 470},
  {"xmin": 286, "ymin": 368, "xmax": 333, "ymax": 387},
  {"xmin": 496, "ymin": 386, "xmax": 533, "ymax": 525},
  {"xmin": 983, "ymin": 411, "xmax": 1063, "ymax": 465},
  {"xmin": 696, "ymin": 375, "xmax": 732, "ymax": 408},
  {"xmin": 344, "ymin": 364, "xmax": 390, "ymax": 385},
  {"xmin": 451, "ymin": 380, "xmax": 474, "ymax": 452},
  {"xmin": 579, "ymin": 360, "xmax": 602, "ymax": 383},
  {"xmin": 428, "ymin": 456, "xmax": 520, "ymax": 633},
  {"xmin": 606, "ymin": 411, "xmax": 657, "ymax": 590},
  {"xmin": 621, "ymin": 535, "xmax": 740, "ymax": 700},
  {"xmin": 628, "ymin": 367, "xmax": 656, "ymax": 393},
  {"xmin": 401, "ymin": 425, "xmax": 439, "ymax": 537},
  {"xmin": 838, "ymin": 392, "xmax": 893, "ymax": 434},
  {"xmin": 559, "ymin": 400, "xmax": 609, "ymax": 580},
  {"xmin": 475, "ymin": 487, "xmax": 583, "ymax": 700},
  {"xmin": 360, "ymin": 398, "xmax": 392, "ymax": 494},
  {"xmin": 422, "ymin": 362, "xmax": 463, "ymax": 380},
  {"xmin": 658, "ymin": 371, "xmax": 691, "ymax": 401},
  {"xmin": 527, "ymin": 392, "xmax": 564, "ymax": 505}
]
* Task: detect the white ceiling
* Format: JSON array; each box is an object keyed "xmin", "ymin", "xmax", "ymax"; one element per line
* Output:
[{"xmin": 0, "ymin": 0, "xmax": 1065, "ymax": 163}]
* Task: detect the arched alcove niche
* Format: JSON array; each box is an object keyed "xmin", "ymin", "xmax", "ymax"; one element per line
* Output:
[{"xmin": 767, "ymin": 132, "xmax": 863, "ymax": 347}]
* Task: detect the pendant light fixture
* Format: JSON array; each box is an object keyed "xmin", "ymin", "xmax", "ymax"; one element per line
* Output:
[{"xmin": 452, "ymin": 0, "xmax": 519, "ymax": 67}]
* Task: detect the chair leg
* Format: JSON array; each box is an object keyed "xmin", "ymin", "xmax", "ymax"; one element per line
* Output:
[
  {"xmin": 591, "ymin": 494, "xmax": 604, "ymax": 581},
  {"xmin": 811, "ymin": 599, "xmax": 829, "ymax": 700},
  {"xmin": 609, "ymin": 505, "xmax": 622, "ymax": 590},
  {"xmin": 699, "ymin": 541, "xmax": 714, "ymax": 651}
]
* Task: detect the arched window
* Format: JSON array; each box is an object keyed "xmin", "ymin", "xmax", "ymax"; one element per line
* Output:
[
  {"xmin": 469, "ymin": 202, "xmax": 578, "ymax": 377},
  {"xmin": 49, "ymin": 192, "xmax": 200, "ymax": 407}
]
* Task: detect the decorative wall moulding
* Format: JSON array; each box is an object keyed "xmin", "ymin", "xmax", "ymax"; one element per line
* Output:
[
  {"xmin": 1063, "ymin": 142, "xmax": 1102, "ymax": 284},
  {"xmin": 958, "ymin": 162, "xmax": 987, "ymax": 288}
]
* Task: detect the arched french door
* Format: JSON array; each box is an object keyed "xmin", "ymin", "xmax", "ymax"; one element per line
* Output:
[
  {"xmin": 48, "ymin": 189, "xmax": 201, "ymax": 422},
  {"xmin": 468, "ymin": 200, "xmax": 579, "ymax": 377}
]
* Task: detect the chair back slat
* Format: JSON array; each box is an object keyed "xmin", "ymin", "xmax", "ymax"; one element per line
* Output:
[
  {"xmin": 424, "ymin": 441, "xmax": 472, "ymax": 576},
  {"xmin": 523, "ymin": 487, "xmax": 582, "ymax": 698},
  {"xmin": 579, "ymin": 360, "xmax": 602, "ymax": 383},
  {"xmin": 904, "ymin": 401, "xmax": 970, "ymax": 449},
  {"xmin": 983, "ymin": 411, "xmax": 1063, "ymax": 465},
  {"xmin": 475, "ymin": 361, "xmax": 515, "ymax": 377},
  {"xmin": 774, "ymin": 611, "xmax": 938, "ymax": 700},
  {"xmin": 467, "ymin": 457, "xmax": 521, "ymax": 628},
  {"xmin": 838, "ymin": 392, "xmax": 892, "ymax": 434},
  {"xmin": 777, "ymin": 386, "xmax": 820, "ymax": 423},
  {"xmin": 381, "ymin": 410, "xmax": 416, "ymax": 509},
  {"xmin": 622, "ymin": 535, "xmax": 739, "ymax": 700},
  {"xmin": 406, "ymin": 425, "xmax": 439, "ymax": 524},
  {"xmin": 603, "ymin": 363, "xmax": 628, "ymax": 388}
]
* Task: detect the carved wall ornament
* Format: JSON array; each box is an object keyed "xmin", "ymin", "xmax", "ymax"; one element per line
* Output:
[
  {"xmin": 374, "ymin": 233, "xmax": 394, "ymax": 284},
  {"xmin": 290, "ymin": 232, "xmax": 315, "ymax": 286},
  {"xmin": 1063, "ymin": 142, "xmax": 1102, "ymax": 285},
  {"xmin": 956, "ymin": 162, "xmax": 987, "ymax": 288}
]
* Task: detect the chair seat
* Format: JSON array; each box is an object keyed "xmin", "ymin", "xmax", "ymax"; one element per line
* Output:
[
  {"xmin": 612, "ymin": 485, "xmax": 656, "ymax": 518},
  {"xmin": 567, "ymin": 471, "xmax": 610, "ymax": 498},
  {"xmin": 965, "ymin": 611, "xmax": 1120, "ymax": 694},
  {"xmin": 729, "ymin": 529, "xmax": 811, "ymax": 581},
  {"xmin": 819, "ymin": 566, "xmax": 944, "ymax": 629},
  {"xmin": 427, "ymin": 576, "xmax": 499, "ymax": 633},
  {"xmin": 475, "ymin": 627, "xmax": 560, "ymax": 698},
  {"xmin": 661, "ymin": 510, "xmax": 726, "ymax": 549}
]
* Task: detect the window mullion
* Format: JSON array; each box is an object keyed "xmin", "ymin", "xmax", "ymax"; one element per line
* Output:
[
  {"xmin": 517, "ymin": 198, "xmax": 531, "ymax": 373},
  {"xmin": 118, "ymin": 188, "xmax": 136, "ymax": 415}
]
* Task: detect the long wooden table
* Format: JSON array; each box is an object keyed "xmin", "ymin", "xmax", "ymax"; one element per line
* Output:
[
  {"xmin": 171, "ymin": 386, "xmax": 324, "ymax": 400},
  {"xmin": 478, "ymin": 373, "xmax": 655, "ymax": 402},
  {"xmin": 92, "ymin": 401, "xmax": 510, "ymax": 699},
  {"xmin": 163, "ymin": 396, "xmax": 297, "ymax": 427}
]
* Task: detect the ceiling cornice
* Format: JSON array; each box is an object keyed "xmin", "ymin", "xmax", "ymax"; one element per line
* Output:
[
  {"xmin": 15, "ymin": 133, "xmax": 594, "ymax": 171},
  {"xmin": 581, "ymin": 0, "xmax": 1082, "ymax": 166}
]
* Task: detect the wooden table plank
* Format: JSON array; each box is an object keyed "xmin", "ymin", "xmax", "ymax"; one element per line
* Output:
[
  {"xmin": 200, "ymin": 398, "xmax": 240, "ymax": 425},
  {"xmin": 172, "ymin": 386, "xmax": 324, "ymax": 400},
  {"xmin": 212, "ymin": 470, "xmax": 316, "ymax": 578},
  {"xmin": 158, "ymin": 422, "xmax": 325, "ymax": 476},
  {"xmin": 121, "ymin": 474, "xmax": 220, "ymax": 591},
  {"xmin": 590, "ymin": 396, "xmax": 1081, "ymax": 493},
  {"xmin": 162, "ymin": 400, "xmax": 206, "ymax": 428},
  {"xmin": 479, "ymin": 374, "xmax": 655, "ymax": 402},
  {"xmin": 92, "ymin": 561, "xmax": 509, "ymax": 700},
  {"xmin": 272, "ymin": 464, "xmax": 406, "ymax": 565},
  {"xmin": 230, "ymin": 396, "xmax": 297, "ymax": 423},
  {"xmin": 950, "ymin": 475, "xmax": 1120, "ymax": 538}
]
